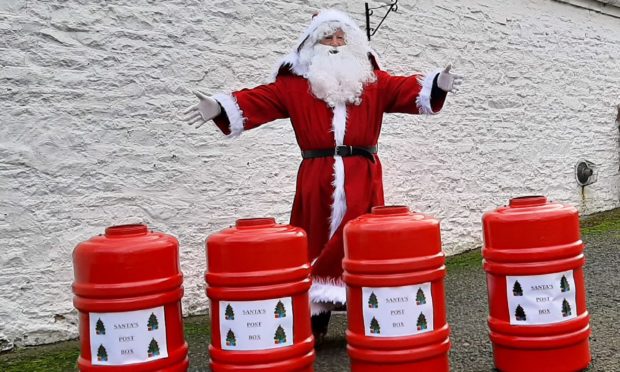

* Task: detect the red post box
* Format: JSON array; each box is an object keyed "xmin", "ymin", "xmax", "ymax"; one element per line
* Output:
[
  {"xmin": 482, "ymin": 196, "xmax": 591, "ymax": 372},
  {"xmin": 72, "ymin": 224, "xmax": 189, "ymax": 371},
  {"xmin": 343, "ymin": 206, "xmax": 450, "ymax": 371},
  {"xmin": 206, "ymin": 218, "xmax": 315, "ymax": 371}
]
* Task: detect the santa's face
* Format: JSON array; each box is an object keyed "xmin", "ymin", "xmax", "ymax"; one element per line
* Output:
[{"xmin": 319, "ymin": 29, "xmax": 346, "ymax": 47}]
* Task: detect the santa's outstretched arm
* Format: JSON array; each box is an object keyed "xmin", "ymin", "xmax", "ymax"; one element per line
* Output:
[
  {"xmin": 181, "ymin": 81, "xmax": 290, "ymax": 138},
  {"xmin": 379, "ymin": 64, "xmax": 462, "ymax": 115}
]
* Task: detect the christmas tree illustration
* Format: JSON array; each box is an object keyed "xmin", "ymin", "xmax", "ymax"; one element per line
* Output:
[
  {"xmin": 147, "ymin": 338, "xmax": 160, "ymax": 357},
  {"xmin": 560, "ymin": 276, "xmax": 571, "ymax": 293},
  {"xmin": 562, "ymin": 299, "xmax": 572, "ymax": 317},
  {"xmin": 417, "ymin": 313, "xmax": 428, "ymax": 331},
  {"xmin": 147, "ymin": 313, "xmax": 159, "ymax": 331},
  {"xmin": 95, "ymin": 318, "xmax": 106, "ymax": 335},
  {"xmin": 226, "ymin": 329, "xmax": 236, "ymax": 346},
  {"xmin": 515, "ymin": 305, "xmax": 527, "ymax": 321},
  {"xmin": 416, "ymin": 288, "xmax": 427, "ymax": 305},
  {"xmin": 368, "ymin": 292, "xmax": 379, "ymax": 308},
  {"xmin": 97, "ymin": 344, "xmax": 108, "ymax": 362},
  {"xmin": 225, "ymin": 304, "xmax": 235, "ymax": 320},
  {"xmin": 369, "ymin": 317, "xmax": 381, "ymax": 334},
  {"xmin": 274, "ymin": 300, "xmax": 286, "ymax": 318},
  {"xmin": 274, "ymin": 325, "xmax": 287, "ymax": 344},
  {"xmin": 512, "ymin": 281, "xmax": 524, "ymax": 296}
]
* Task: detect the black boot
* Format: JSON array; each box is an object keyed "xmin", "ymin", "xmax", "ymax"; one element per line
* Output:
[{"xmin": 311, "ymin": 311, "xmax": 331, "ymax": 347}]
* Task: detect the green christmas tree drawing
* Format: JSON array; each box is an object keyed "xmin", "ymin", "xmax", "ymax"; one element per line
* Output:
[
  {"xmin": 225, "ymin": 304, "xmax": 235, "ymax": 320},
  {"xmin": 562, "ymin": 299, "xmax": 572, "ymax": 317},
  {"xmin": 368, "ymin": 292, "xmax": 379, "ymax": 308},
  {"xmin": 147, "ymin": 338, "xmax": 160, "ymax": 358},
  {"xmin": 560, "ymin": 276, "xmax": 571, "ymax": 293},
  {"xmin": 369, "ymin": 317, "xmax": 381, "ymax": 334},
  {"xmin": 226, "ymin": 329, "xmax": 236, "ymax": 346},
  {"xmin": 512, "ymin": 281, "xmax": 524, "ymax": 296},
  {"xmin": 416, "ymin": 288, "xmax": 427, "ymax": 305},
  {"xmin": 274, "ymin": 325, "xmax": 287, "ymax": 344},
  {"xmin": 417, "ymin": 313, "xmax": 428, "ymax": 331},
  {"xmin": 147, "ymin": 313, "xmax": 159, "ymax": 331},
  {"xmin": 274, "ymin": 300, "xmax": 286, "ymax": 318},
  {"xmin": 97, "ymin": 344, "xmax": 108, "ymax": 362},
  {"xmin": 95, "ymin": 318, "xmax": 105, "ymax": 335},
  {"xmin": 515, "ymin": 305, "xmax": 527, "ymax": 321}
]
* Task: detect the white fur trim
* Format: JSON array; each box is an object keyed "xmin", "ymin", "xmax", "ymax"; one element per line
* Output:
[
  {"xmin": 270, "ymin": 9, "xmax": 381, "ymax": 81},
  {"xmin": 415, "ymin": 70, "xmax": 441, "ymax": 115},
  {"xmin": 332, "ymin": 103, "xmax": 347, "ymax": 146},
  {"xmin": 212, "ymin": 93, "xmax": 245, "ymax": 138},
  {"xmin": 310, "ymin": 301, "xmax": 336, "ymax": 315},
  {"xmin": 369, "ymin": 50, "xmax": 382, "ymax": 70},
  {"xmin": 309, "ymin": 276, "xmax": 346, "ymax": 314},
  {"xmin": 329, "ymin": 103, "xmax": 347, "ymax": 238}
]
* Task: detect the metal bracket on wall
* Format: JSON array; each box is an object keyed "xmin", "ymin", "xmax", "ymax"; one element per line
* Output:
[{"xmin": 365, "ymin": 0, "xmax": 399, "ymax": 41}]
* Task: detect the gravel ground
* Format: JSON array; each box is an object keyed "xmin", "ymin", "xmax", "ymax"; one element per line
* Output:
[
  {"xmin": 189, "ymin": 211, "xmax": 620, "ymax": 371},
  {"xmin": 1, "ymin": 209, "xmax": 618, "ymax": 371}
]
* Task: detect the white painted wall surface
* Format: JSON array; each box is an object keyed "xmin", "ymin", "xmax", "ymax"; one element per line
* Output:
[{"xmin": 1, "ymin": 0, "xmax": 618, "ymax": 349}]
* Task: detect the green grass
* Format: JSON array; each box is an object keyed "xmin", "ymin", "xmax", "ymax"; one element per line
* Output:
[
  {"xmin": 0, "ymin": 341, "xmax": 80, "ymax": 372},
  {"xmin": 183, "ymin": 314, "xmax": 211, "ymax": 366},
  {"xmin": 183, "ymin": 314, "xmax": 210, "ymax": 338},
  {"xmin": 0, "ymin": 316, "xmax": 213, "ymax": 372},
  {"xmin": 446, "ymin": 248, "xmax": 482, "ymax": 271},
  {"xmin": 580, "ymin": 208, "xmax": 620, "ymax": 236}
]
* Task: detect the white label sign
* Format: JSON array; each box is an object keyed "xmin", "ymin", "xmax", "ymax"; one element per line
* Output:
[
  {"xmin": 219, "ymin": 297, "xmax": 294, "ymax": 351},
  {"xmin": 89, "ymin": 306, "xmax": 168, "ymax": 365},
  {"xmin": 362, "ymin": 283, "xmax": 434, "ymax": 337},
  {"xmin": 506, "ymin": 270, "xmax": 577, "ymax": 325}
]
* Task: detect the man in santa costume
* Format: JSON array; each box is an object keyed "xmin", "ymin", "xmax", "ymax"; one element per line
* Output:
[{"xmin": 183, "ymin": 9, "xmax": 461, "ymax": 341}]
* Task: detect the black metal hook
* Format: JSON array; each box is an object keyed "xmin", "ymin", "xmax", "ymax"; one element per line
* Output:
[{"xmin": 365, "ymin": 0, "xmax": 399, "ymax": 41}]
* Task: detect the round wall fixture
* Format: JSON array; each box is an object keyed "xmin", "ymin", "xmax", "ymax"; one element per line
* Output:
[{"xmin": 575, "ymin": 160, "xmax": 598, "ymax": 186}]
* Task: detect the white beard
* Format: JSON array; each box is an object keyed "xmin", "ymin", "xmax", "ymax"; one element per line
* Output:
[{"xmin": 303, "ymin": 44, "xmax": 376, "ymax": 107}]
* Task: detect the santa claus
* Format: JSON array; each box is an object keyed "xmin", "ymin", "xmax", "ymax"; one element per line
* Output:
[{"xmin": 183, "ymin": 9, "xmax": 461, "ymax": 341}]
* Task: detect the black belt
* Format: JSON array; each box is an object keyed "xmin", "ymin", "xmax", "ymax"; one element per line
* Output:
[{"xmin": 301, "ymin": 145, "xmax": 378, "ymax": 163}]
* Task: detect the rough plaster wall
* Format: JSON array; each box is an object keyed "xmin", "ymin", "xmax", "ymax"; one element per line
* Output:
[{"xmin": 0, "ymin": 0, "xmax": 618, "ymax": 348}]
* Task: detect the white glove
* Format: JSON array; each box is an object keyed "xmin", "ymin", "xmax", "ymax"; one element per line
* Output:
[
  {"xmin": 181, "ymin": 91, "xmax": 221, "ymax": 128},
  {"xmin": 437, "ymin": 64, "xmax": 463, "ymax": 93}
]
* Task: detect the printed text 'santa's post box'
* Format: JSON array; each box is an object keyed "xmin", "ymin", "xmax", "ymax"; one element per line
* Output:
[
  {"xmin": 483, "ymin": 196, "xmax": 591, "ymax": 372},
  {"xmin": 343, "ymin": 206, "xmax": 450, "ymax": 372},
  {"xmin": 72, "ymin": 224, "xmax": 189, "ymax": 371}
]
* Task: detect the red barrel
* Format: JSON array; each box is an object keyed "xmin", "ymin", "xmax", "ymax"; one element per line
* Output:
[
  {"xmin": 482, "ymin": 196, "xmax": 591, "ymax": 372},
  {"xmin": 206, "ymin": 218, "xmax": 315, "ymax": 371},
  {"xmin": 72, "ymin": 224, "xmax": 189, "ymax": 371},
  {"xmin": 343, "ymin": 206, "xmax": 450, "ymax": 371}
]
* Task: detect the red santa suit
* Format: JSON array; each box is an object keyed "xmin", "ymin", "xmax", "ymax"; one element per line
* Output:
[{"xmin": 211, "ymin": 10, "xmax": 447, "ymax": 314}]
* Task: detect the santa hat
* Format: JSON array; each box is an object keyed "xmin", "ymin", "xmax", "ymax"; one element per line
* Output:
[{"xmin": 272, "ymin": 9, "xmax": 381, "ymax": 80}]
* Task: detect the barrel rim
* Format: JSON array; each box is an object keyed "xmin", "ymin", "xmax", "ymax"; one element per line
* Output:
[{"xmin": 104, "ymin": 224, "xmax": 148, "ymax": 237}]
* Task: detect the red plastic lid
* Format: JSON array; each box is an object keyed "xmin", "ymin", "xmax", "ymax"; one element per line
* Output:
[
  {"xmin": 104, "ymin": 224, "xmax": 148, "ymax": 237},
  {"xmin": 371, "ymin": 206, "xmax": 411, "ymax": 215},
  {"xmin": 509, "ymin": 196, "xmax": 548, "ymax": 208},
  {"xmin": 235, "ymin": 218, "xmax": 277, "ymax": 228}
]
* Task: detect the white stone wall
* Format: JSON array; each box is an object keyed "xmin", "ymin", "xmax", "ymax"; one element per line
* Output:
[{"xmin": 1, "ymin": 0, "xmax": 618, "ymax": 348}]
